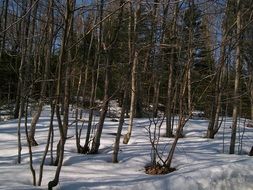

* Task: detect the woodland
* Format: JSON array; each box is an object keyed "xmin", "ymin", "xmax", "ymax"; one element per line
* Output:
[{"xmin": 0, "ymin": 0, "xmax": 253, "ymax": 189}]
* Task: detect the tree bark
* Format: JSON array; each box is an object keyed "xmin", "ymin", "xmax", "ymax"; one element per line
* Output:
[
  {"xmin": 90, "ymin": 57, "xmax": 110, "ymax": 154},
  {"xmin": 166, "ymin": 1, "xmax": 179, "ymax": 137},
  {"xmin": 123, "ymin": 51, "xmax": 138, "ymax": 144},
  {"xmin": 229, "ymin": 0, "xmax": 241, "ymax": 154},
  {"xmin": 165, "ymin": 62, "xmax": 189, "ymax": 168},
  {"xmin": 48, "ymin": 0, "xmax": 75, "ymax": 188},
  {"xmin": 82, "ymin": 1, "xmax": 100, "ymax": 153},
  {"xmin": 28, "ymin": 0, "xmax": 53, "ymax": 146},
  {"xmin": 24, "ymin": 96, "xmax": 36, "ymax": 186},
  {"xmin": 207, "ymin": 1, "xmax": 229, "ymax": 139},
  {"xmin": 38, "ymin": 103, "xmax": 55, "ymax": 186},
  {"xmin": 0, "ymin": 0, "xmax": 9, "ymax": 58},
  {"xmin": 123, "ymin": 1, "xmax": 140, "ymax": 144},
  {"xmin": 112, "ymin": 88, "xmax": 127, "ymax": 163},
  {"xmin": 16, "ymin": 0, "xmax": 33, "ymax": 163}
]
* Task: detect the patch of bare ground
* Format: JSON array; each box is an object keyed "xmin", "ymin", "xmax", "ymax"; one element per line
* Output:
[{"xmin": 145, "ymin": 164, "xmax": 176, "ymax": 175}]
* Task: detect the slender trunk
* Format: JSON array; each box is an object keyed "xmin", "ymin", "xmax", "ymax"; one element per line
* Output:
[
  {"xmin": 48, "ymin": 0, "xmax": 75, "ymax": 188},
  {"xmin": 17, "ymin": 48, "xmax": 26, "ymax": 163},
  {"xmin": 24, "ymin": 96, "xmax": 36, "ymax": 186},
  {"xmin": 17, "ymin": 0, "xmax": 32, "ymax": 163},
  {"xmin": 38, "ymin": 103, "xmax": 55, "ymax": 186},
  {"xmin": 90, "ymin": 57, "xmax": 109, "ymax": 154},
  {"xmin": 187, "ymin": 32, "xmax": 193, "ymax": 116},
  {"xmin": 123, "ymin": 51, "xmax": 138, "ymax": 144},
  {"xmin": 230, "ymin": 0, "xmax": 241, "ymax": 154},
  {"xmin": 112, "ymin": 88, "xmax": 127, "ymax": 163},
  {"xmin": 123, "ymin": 1, "xmax": 135, "ymax": 144},
  {"xmin": 29, "ymin": 0, "xmax": 54, "ymax": 145},
  {"xmin": 187, "ymin": 1, "xmax": 194, "ymax": 116},
  {"xmin": 81, "ymin": 12, "xmax": 96, "ymax": 111},
  {"xmin": 0, "ymin": 0, "xmax": 9, "ymax": 58},
  {"xmin": 90, "ymin": 0, "xmax": 125, "ymax": 153},
  {"xmin": 81, "ymin": 65, "xmax": 89, "ymax": 110},
  {"xmin": 89, "ymin": 6, "xmax": 114, "ymax": 151},
  {"xmin": 187, "ymin": 66, "xmax": 192, "ymax": 115},
  {"xmin": 75, "ymin": 71, "xmax": 82, "ymax": 153},
  {"xmin": 50, "ymin": 103, "xmax": 55, "ymax": 165},
  {"xmin": 83, "ymin": 65, "xmax": 96, "ymax": 153},
  {"xmin": 152, "ymin": 79, "xmax": 160, "ymax": 118},
  {"xmin": 14, "ymin": 0, "xmax": 31, "ymax": 119},
  {"xmin": 82, "ymin": 0, "xmax": 102, "ymax": 153},
  {"xmin": 165, "ymin": 1, "xmax": 178, "ymax": 138},
  {"xmin": 14, "ymin": 85, "xmax": 21, "ymax": 119},
  {"xmin": 165, "ymin": 62, "xmax": 189, "ymax": 168},
  {"xmin": 17, "ymin": 95, "xmax": 24, "ymax": 164},
  {"xmin": 207, "ymin": 62, "xmax": 223, "ymax": 138},
  {"xmin": 207, "ymin": 2, "xmax": 229, "ymax": 138},
  {"xmin": 166, "ymin": 57, "xmax": 173, "ymax": 137}
]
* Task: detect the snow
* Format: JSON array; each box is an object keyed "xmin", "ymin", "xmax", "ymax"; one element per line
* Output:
[{"xmin": 0, "ymin": 105, "xmax": 253, "ymax": 190}]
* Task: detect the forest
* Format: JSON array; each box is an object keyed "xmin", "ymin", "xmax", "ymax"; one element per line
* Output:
[{"xmin": 0, "ymin": 0, "xmax": 253, "ymax": 189}]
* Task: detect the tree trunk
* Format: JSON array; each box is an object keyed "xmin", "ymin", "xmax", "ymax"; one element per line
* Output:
[
  {"xmin": 83, "ymin": 68, "xmax": 96, "ymax": 153},
  {"xmin": 0, "ymin": 0, "xmax": 9, "ymax": 58},
  {"xmin": 152, "ymin": 79, "xmax": 160, "ymax": 118},
  {"xmin": 75, "ymin": 71, "xmax": 83, "ymax": 153},
  {"xmin": 48, "ymin": 0, "xmax": 75, "ymax": 188},
  {"xmin": 123, "ymin": 1, "xmax": 140, "ymax": 144},
  {"xmin": 16, "ymin": 0, "xmax": 33, "ymax": 163},
  {"xmin": 24, "ymin": 96, "xmax": 36, "ymax": 186},
  {"xmin": 187, "ymin": 41, "xmax": 193, "ymax": 117},
  {"xmin": 82, "ymin": 0, "xmax": 105, "ymax": 153},
  {"xmin": 29, "ymin": 0, "xmax": 54, "ymax": 146},
  {"xmin": 165, "ymin": 2, "xmax": 178, "ymax": 138},
  {"xmin": 166, "ymin": 57, "xmax": 174, "ymax": 137},
  {"xmin": 90, "ymin": 53, "xmax": 110, "ymax": 153},
  {"xmin": 38, "ymin": 102, "xmax": 55, "ymax": 186},
  {"xmin": 229, "ymin": 0, "xmax": 241, "ymax": 154},
  {"xmin": 112, "ymin": 88, "xmax": 127, "ymax": 163},
  {"xmin": 123, "ymin": 51, "xmax": 138, "ymax": 144},
  {"xmin": 165, "ymin": 62, "xmax": 189, "ymax": 168},
  {"xmin": 207, "ymin": 2, "xmax": 229, "ymax": 139}
]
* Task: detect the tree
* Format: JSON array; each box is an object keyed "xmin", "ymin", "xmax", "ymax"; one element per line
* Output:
[
  {"xmin": 48, "ymin": 0, "xmax": 75, "ymax": 188},
  {"xmin": 207, "ymin": 2, "xmax": 229, "ymax": 138},
  {"xmin": 0, "ymin": 0, "xmax": 9, "ymax": 58},
  {"xmin": 165, "ymin": 1, "xmax": 179, "ymax": 138},
  {"xmin": 229, "ymin": 0, "xmax": 241, "ymax": 154},
  {"xmin": 90, "ymin": 0, "xmax": 125, "ymax": 154},
  {"xmin": 123, "ymin": 0, "xmax": 140, "ymax": 144}
]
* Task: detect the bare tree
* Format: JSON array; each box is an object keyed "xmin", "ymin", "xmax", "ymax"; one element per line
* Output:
[
  {"xmin": 166, "ymin": 1, "xmax": 179, "ymax": 138},
  {"xmin": 28, "ymin": 0, "xmax": 53, "ymax": 146},
  {"xmin": 123, "ymin": 0, "xmax": 140, "ymax": 144},
  {"xmin": 229, "ymin": 0, "xmax": 241, "ymax": 154},
  {"xmin": 48, "ymin": 0, "xmax": 75, "ymax": 188},
  {"xmin": 17, "ymin": 0, "xmax": 35, "ymax": 164},
  {"xmin": 207, "ymin": 2, "xmax": 229, "ymax": 138},
  {"xmin": 112, "ymin": 87, "xmax": 127, "ymax": 163}
]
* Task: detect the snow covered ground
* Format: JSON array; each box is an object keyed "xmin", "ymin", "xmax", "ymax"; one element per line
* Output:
[{"xmin": 0, "ymin": 105, "xmax": 253, "ymax": 190}]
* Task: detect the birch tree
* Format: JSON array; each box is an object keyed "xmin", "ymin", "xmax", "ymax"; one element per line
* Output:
[
  {"xmin": 123, "ymin": 0, "xmax": 140, "ymax": 144},
  {"xmin": 229, "ymin": 0, "xmax": 241, "ymax": 154}
]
